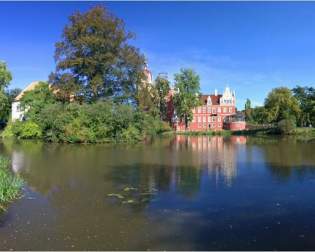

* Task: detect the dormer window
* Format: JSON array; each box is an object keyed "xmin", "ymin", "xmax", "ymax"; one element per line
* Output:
[{"xmin": 207, "ymin": 96, "xmax": 212, "ymax": 105}]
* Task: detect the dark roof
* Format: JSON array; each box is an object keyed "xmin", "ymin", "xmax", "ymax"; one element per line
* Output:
[{"xmin": 200, "ymin": 94, "xmax": 222, "ymax": 105}]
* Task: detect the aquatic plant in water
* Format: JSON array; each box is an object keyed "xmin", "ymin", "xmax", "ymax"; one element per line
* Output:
[
  {"xmin": 0, "ymin": 156, "xmax": 24, "ymax": 210},
  {"xmin": 107, "ymin": 186, "xmax": 158, "ymax": 206}
]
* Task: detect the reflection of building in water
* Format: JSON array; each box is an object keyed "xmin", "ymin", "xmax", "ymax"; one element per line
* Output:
[
  {"xmin": 176, "ymin": 135, "xmax": 246, "ymax": 186},
  {"xmin": 11, "ymin": 150, "xmax": 26, "ymax": 174}
]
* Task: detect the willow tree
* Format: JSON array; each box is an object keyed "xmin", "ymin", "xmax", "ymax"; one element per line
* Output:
[
  {"xmin": 264, "ymin": 87, "xmax": 301, "ymax": 123},
  {"xmin": 173, "ymin": 68, "xmax": 201, "ymax": 130},
  {"xmin": 50, "ymin": 6, "xmax": 146, "ymax": 103}
]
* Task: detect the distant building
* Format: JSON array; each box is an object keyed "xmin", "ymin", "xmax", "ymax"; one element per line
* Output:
[
  {"xmin": 171, "ymin": 87, "xmax": 246, "ymax": 131},
  {"xmin": 11, "ymin": 81, "xmax": 42, "ymax": 121}
]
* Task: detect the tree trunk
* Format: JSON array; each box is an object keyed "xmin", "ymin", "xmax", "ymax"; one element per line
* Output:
[{"xmin": 184, "ymin": 114, "xmax": 188, "ymax": 131}]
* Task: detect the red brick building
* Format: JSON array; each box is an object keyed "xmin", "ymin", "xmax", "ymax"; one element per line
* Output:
[{"xmin": 171, "ymin": 87, "xmax": 245, "ymax": 131}]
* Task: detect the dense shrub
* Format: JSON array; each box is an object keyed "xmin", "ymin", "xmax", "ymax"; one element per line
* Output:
[
  {"xmin": 2, "ymin": 121, "xmax": 42, "ymax": 139},
  {"xmin": 277, "ymin": 118, "xmax": 296, "ymax": 135},
  {"xmin": 3, "ymin": 101, "xmax": 170, "ymax": 143}
]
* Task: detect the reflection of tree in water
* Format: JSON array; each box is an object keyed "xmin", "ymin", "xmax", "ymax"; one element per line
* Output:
[
  {"xmin": 106, "ymin": 163, "xmax": 173, "ymax": 209},
  {"xmin": 108, "ymin": 162, "xmax": 202, "ymax": 202},
  {"xmin": 248, "ymin": 136, "xmax": 315, "ymax": 180},
  {"xmin": 3, "ymin": 135, "xmax": 246, "ymax": 210},
  {"xmin": 175, "ymin": 165, "xmax": 201, "ymax": 197}
]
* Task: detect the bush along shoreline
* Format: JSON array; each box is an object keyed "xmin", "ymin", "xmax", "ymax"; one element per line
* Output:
[
  {"xmin": 0, "ymin": 156, "xmax": 23, "ymax": 211},
  {"xmin": 2, "ymin": 102, "xmax": 172, "ymax": 144}
]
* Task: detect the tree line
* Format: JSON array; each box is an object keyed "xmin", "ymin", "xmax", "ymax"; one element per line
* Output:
[
  {"xmin": 244, "ymin": 86, "xmax": 315, "ymax": 133},
  {"xmin": 0, "ymin": 6, "xmax": 202, "ymax": 142},
  {"xmin": 1, "ymin": 5, "xmax": 313, "ymax": 140}
]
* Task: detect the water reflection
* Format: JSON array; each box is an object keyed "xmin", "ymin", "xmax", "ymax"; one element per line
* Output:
[
  {"xmin": 247, "ymin": 137, "xmax": 315, "ymax": 180},
  {"xmin": 174, "ymin": 135, "xmax": 246, "ymax": 186},
  {"xmin": 1, "ymin": 136, "xmax": 315, "ymax": 250}
]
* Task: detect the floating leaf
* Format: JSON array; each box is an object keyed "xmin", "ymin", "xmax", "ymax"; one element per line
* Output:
[
  {"xmin": 107, "ymin": 193, "xmax": 124, "ymax": 199},
  {"xmin": 122, "ymin": 199, "xmax": 135, "ymax": 204},
  {"xmin": 123, "ymin": 187, "xmax": 138, "ymax": 192}
]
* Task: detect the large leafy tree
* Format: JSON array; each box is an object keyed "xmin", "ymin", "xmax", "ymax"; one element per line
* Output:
[
  {"xmin": 292, "ymin": 86, "xmax": 315, "ymax": 127},
  {"xmin": 49, "ymin": 73, "xmax": 80, "ymax": 103},
  {"xmin": 137, "ymin": 82, "xmax": 158, "ymax": 116},
  {"xmin": 173, "ymin": 68, "xmax": 201, "ymax": 129},
  {"xmin": 264, "ymin": 87, "xmax": 301, "ymax": 123},
  {"xmin": 155, "ymin": 75, "xmax": 170, "ymax": 121},
  {"xmin": 0, "ymin": 61, "xmax": 12, "ymax": 123},
  {"xmin": 0, "ymin": 62, "xmax": 12, "ymax": 91},
  {"xmin": 50, "ymin": 6, "xmax": 146, "ymax": 103}
]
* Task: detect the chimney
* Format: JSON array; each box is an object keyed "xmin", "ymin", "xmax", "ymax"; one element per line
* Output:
[{"xmin": 214, "ymin": 89, "xmax": 218, "ymax": 96}]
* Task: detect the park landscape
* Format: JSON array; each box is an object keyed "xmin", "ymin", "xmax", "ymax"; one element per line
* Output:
[{"xmin": 0, "ymin": 2, "xmax": 315, "ymax": 251}]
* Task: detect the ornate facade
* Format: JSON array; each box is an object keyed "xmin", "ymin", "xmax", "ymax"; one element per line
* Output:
[{"xmin": 173, "ymin": 87, "xmax": 245, "ymax": 131}]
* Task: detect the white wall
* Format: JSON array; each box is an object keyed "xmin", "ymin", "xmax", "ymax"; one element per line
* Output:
[{"xmin": 11, "ymin": 101, "xmax": 24, "ymax": 121}]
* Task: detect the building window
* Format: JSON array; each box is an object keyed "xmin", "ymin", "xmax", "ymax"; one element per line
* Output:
[
  {"xmin": 212, "ymin": 108, "xmax": 216, "ymax": 114},
  {"xmin": 218, "ymin": 116, "xmax": 221, "ymax": 122},
  {"xmin": 207, "ymin": 106, "xmax": 211, "ymax": 113},
  {"xmin": 202, "ymin": 106, "xmax": 206, "ymax": 113},
  {"xmin": 212, "ymin": 116, "xmax": 216, "ymax": 122},
  {"xmin": 208, "ymin": 116, "xmax": 211, "ymax": 122},
  {"xmin": 217, "ymin": 107, "xmax": 221, "ymax": 113},
  {"xmin": 203, "ymin": 123, "xmax": 207, "ymax": 128},
  {"xmin": 218, "ymin": 123, "xmax": 222, "ymax": 127},
  {"xmin": 223, "ymin": 107, "xmax": 227, "ymax": 113},
  {"xmin": 229, "ymin": 107, "xmax": 233, "ymax": 113},
  {"xmin": 203, "ymin": 116, "xmax": 206, "ymax": 123}
]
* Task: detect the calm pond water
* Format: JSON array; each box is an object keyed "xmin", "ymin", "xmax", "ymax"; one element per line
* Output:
[{"xmin": 0, "ymin": 135, "xmax": 315, "ymax": 250}]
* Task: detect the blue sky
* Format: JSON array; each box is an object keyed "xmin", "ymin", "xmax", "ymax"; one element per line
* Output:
[{"xmin": 1, "ymin": 2, "xmax": 315, "ymax": 109}]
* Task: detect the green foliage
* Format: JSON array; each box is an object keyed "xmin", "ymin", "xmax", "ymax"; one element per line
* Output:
[
  {"xmin": 173, "ymin": 68, "xmax": 201, "ymax": 129},
  {"xmin": 2, "ymin": 121, "xmax": 42, "ymax": 139},
  {"xmin": 264, "ymin": 87, "xmax": 300, "ymax": 123},
  {"xmin": 51, "ymin": 6, "xmax": 145, "ymax": 103},
  {"xmin": 277, "ymin": 117, "xmax": 297, "ymax": 135},
  {"xmin": 292, "ymin": 86, "xmax": 315, "ymax": 127},
  {"xmin": 6, "ymin": 88, "xmax": 22, "ymax": 103},
  {"xmin": 251, "ymin": 106, "xmax": 270, "ymax": 124},
  {"xmin": 244, "ymin": 98, "xmax": 253, "ymax": 122},
  {"xmin": 136, "ymin": 82, "xmax": 159, "ymax": 117},
  {"xmin": 5, "ymin": 101, "xmax": 167, "ymax": 143},
  {"xmin": 20, "ymin": 82, "xmax": 57, "ymax": 122},
  {"xmin": 0, "ymin": 61, "xmax": 13, "ymax": 125},
  {"xmin": 49, "ymin": 73, "xmax": 79, "ymax": 103},
  {"xmin": 0, "ymin": 156, "xmax": 23, "ymax": 210},
  {"xmin": 1, "ymin": 122, "xmax": 15, "ymax": 138},
  {"xmin": 0, "ymin": 91, "xmax": 10, "ymax": 123},
  {"xmin": 120, "ymin": 126, "xmax": 142, "ymax": 143},
  {"xmin": 155, "ymin": 75, "xmax": 170, "ymax": 121},
  {"xmin": 0, "ymin": 61, "xmax": 12, "ymax": 91}
]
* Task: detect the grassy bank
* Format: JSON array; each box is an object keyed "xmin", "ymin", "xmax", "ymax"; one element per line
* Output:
[
  {"xmin": 170, "ymin": 127, "xmax": 315, "ymax": 137},
  {"xmin": 0, "ymin": 157, "xmax": 23, "ymax": 211}
]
